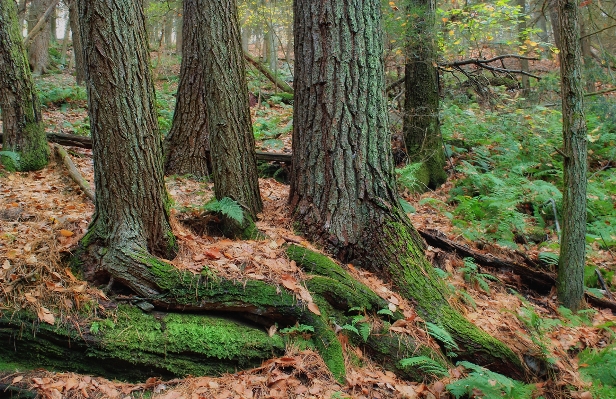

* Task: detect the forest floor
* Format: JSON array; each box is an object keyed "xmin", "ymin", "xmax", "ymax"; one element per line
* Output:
[{"xmin": 1, "ymin": 70, "xmax": 615, "ymax": 398}]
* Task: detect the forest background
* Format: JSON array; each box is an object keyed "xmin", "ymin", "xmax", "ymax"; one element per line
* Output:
[{"xmin": 0, "ymin": 0, "xmax": 615, "ymax": 398}]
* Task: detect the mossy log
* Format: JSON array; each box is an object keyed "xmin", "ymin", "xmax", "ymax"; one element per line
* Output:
[{"xmin": 1, "ymin": 244, "xmax": 446, "ymax": 383}]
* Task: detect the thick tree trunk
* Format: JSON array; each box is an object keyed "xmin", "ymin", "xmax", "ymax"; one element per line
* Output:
[
  {"xmin": 67, "ymin": 0, "xmax": 84, "ymax": 84},
  {"xmin": 0, "ymin": 0, "xmax": 50, "ymax": 171},
  {"xmin": 402, "ymin": 0, "xmax": 447, "ymax": 189},
  {"xmin": 163, "ymin": 0, "xmax": 210, "ymax": 178},
  {"xmin": 27, "ymin": 0, "xmax": 51, "ymax": 74},
  {"xmin": 202, "ymin": 0, "xmax": 263, "ymax": 224},
  {"xmin": 557, "ymin": 0, "xmax": 588, "ymax": 311},
  {"xmin": 291, "ymin": 0, "xmax": 524, "ymax": 378},
  {"xmin": 77, "ymin": 0, "xmax": 178, "ymax": 294}
]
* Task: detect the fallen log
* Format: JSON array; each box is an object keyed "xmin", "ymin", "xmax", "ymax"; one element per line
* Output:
[
  {"xmin": 2, "ymin": 133, "xmax": 294, "ymax": 164},
  {"xmin": 244, "ymin": 52, "xmax": 294, "ymax": 94},
  {"xmin": 418, "ymin": 229, "xmax": 556, "ymax": 293}
]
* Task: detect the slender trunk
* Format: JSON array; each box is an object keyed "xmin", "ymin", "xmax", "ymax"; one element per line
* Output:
[
  {"xmin": 580, "ymin": 20, "xmax": 595, "ymax": 93},
  {"xmin": 77, "ymin": 0, "xmax": 177, "ymax": 294},
  {"xmin": 49, "ymin": 3, "xmax": 56, "ymax": 42},
  {"xmin": 402, "ymin": 0, "xmax": 447, "ymax": 189},
  {"xmin": 556, "ymin": 0, "xmax": 587, "ymax": 311},
  {"xmin": 549, "ymin": 0, "xmax": 561, "ymax": 50},
  {"xmin": 0, "ymin": 0, "xmax": 50, "ymax": 171},
  {"xmin": 27, "ymin": 0, "xmax": 52, "ymax": 74},
  {"xmin": 174, "ymin": 14, "xmax": 182, "ymax": 55},
  {"xmin": 67, "ymin": 0, "xmax": 84, "ymax": 84},
  {"xmin": 164, "ymin": 0, "xmax": 210, "ymax": 177},
  {"xmin": 202, "ymin": 0, "xmax": 263, "ymax": 224},
  {"xmin": 291, "ymin": 0, "xmax": 523, "ymax": 377},
  {"xmin": 60, "ymin": 13, "xmax": 70, "ymax": 65},
  {"xmin": 517, "ymin": 0, "xmax": 530, "ymax": 96}
]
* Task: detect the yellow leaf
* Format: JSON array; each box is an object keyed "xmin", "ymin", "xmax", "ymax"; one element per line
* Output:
[
  {"xmin": 308, "ymin": 302, "xmax": 321, "ymax": 315},
  {"xmin": 60, "ymin": 229, "xmax": 74, "ymax": 237}
]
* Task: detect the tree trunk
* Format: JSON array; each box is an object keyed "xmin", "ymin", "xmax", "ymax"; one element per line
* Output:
[
  {"xmin": 67, "ymin": 0, "xmax": 84, "ymax": 84},
  {"xmin": 202, "ymin": 0, "xmax": 263, "ymax": 225},
  {"xmin": 402, "ymin": 0, "xmax": 447, "ymax": 189},
  {"xmin": 49, "ymin": 2, "xmax": 56, "ymax": 42},
  {"xmin": 580, "ymin": 19, "xmax": 595, "ymax": 93},
  {"xmin": 163, "ymin": 0, "xmax": 210, "ymax": 178},
  {"xmin": 27, "ymin": 0, "xmax": 52, "ymax": 74},
  {"xmin": 556, "ymin": 0, "xmax": 588, "ymax": 311},
  {"xmin": 174, "ymin": 13, "xmax": 182, "ymax": 55},
  {"xmin": 291, "ymin": 0, "xmax": 524, "ymax": 378},
  {"xmin": 77, "ymin": 0, "xmax": 178, "ymax": 295},
  {"xmin": 549, "ymin": 0, "xmax": 562, "ymax": 50},
  {"xmin": 0, "ymin": 0, "xmax": 50, "ymax": 171}
]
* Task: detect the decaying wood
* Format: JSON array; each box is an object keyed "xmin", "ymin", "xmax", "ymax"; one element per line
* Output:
[
  {"xmin": 418, "ymin": 229, "xmax": 556, "ymax": 293},
  {"xmin": 244, "ymin": 52, "xmax": 294, "ymax": 94},
  {"xmin": 52, "ymin": 143, "xmax": 95, "ymax": 201}
]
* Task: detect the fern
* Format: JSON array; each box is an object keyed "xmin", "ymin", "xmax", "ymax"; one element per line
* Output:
[
  {"xmin": 396, "ymin": 162, "xmax": 426, "ymax": 192},
  {"xmin": 203, "ymin": 197, "xmax": 244, "ymax": 225},
  {"xmin": 461, "ymin": 257, "xmax": 498, "ymax": 294},
  {"xmin": 538, "ymin": 252, "xmax": 559, "ymax": 267},
  {"xmin": 579, "ymin": 345, "xmax": 616, "ymax": 387},
  {"xmin": 446, "ymin": 361, "xmax": 536, "ymax": 399},
  {"xmin": 400, "ymin": 356, "xmax": 449, "ymax": 377},
  {"xmin": 425, "ymin": 322, "xmax": 459, "ymax": 354}
]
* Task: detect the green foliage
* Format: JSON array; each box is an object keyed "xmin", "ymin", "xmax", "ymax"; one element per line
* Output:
[
  {"xmin": 396, "ymin": 162, "xmax": 426, "ymax": 192},
  {"xmin": 279, "ymin": 324, "xmax": 315, "ymax": 335},
  {"xmin": 425, "ymin": 322, "xmax": 459, "ymax": 356},
  {"xmin": 399, "ymin": 199, "xmax": 416, "ymax": 214},
  {"xmin": 446, "ymin": 361, "xmax": 536, "ymax": 399},
  {"xmin": 460, "ymin": 257, "xmax": 498, "ymax": 294},
  {"xmin": 557, "ymin": 306, "xmax": 596, "ymax": 328},
  {"xmin": 538, "ymin": 252, "xmax": 559, "ymax": 268},
  {"xmin": 579, "ymin": 345, "xmax": 616, "ymax": 397},
  {"xmin": 0, "ymin": 151, "xmax": 21, "ymax": 170},
  {"xmin": 203, "ymin": 197, "xmax": 244, "ymax": 225},
  {"xmin": 400, "ymin": 356, "xmax": 449, "ymax": 377},
  {"xmin": 36, "ymin": 82, "xmax": 87, "ymax": 107}
]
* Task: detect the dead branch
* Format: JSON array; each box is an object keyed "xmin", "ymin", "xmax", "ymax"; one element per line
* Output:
[
  {"xmin": 585, "ymin": 87, "xmax": 616, "ymax": 97},
  {"xmin": 418, "ymin": 229, "xmax": 556, "ymax": 293},
  {"xmin": 52, "ymin": 143, "xmax": 95, "ymax": 201},
  {"xmin": 24, "ymin": 0, "xmax": 61, "ymax": 47},
  {"xmin": 244, "ymin": 52, "xmax": 294, "ymax": 94},
  {"xmin": 440, "ymin": 54, "xmax": 539, "ymax": 68}
]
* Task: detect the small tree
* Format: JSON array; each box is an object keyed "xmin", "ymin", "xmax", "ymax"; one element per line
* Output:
[
  {"xmin": 27, "ymin": 0, "xmax": 53, "ymax": 75},
  {"xmin": 402, "ymin": 0, "xmax": 447, "ymax": 189},
  {"xmin": 556, "ymin": 0, "xmax": 588, "ymax": 311},
  {"xmin": 0, "ymin": 0, "xmax": 50, "ymax": 172}
]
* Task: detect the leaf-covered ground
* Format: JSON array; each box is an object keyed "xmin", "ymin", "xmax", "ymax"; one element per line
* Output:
[{"xmin": 1, "ymin": 71, "xmax": 616, "ymax": 399}]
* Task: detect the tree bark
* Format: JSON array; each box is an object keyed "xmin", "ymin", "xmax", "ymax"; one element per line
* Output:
[
  {"xmin": 27, "ymin": 0, "xmax": 52, "ymax": 74},
  {"xmin": 202, "ymin": 0, "xmax": 263, "ymax": 224},
  {"xmin": 517, "ymin": 0, "xmax": 531, "ymax": 96},
  {"xmin": 67, "ymin": 0, "xmax": 84, "ymax": 84},
  {"xmin": 402, "ymin": 0, "xmax": 447, "ymax": 189},
  {"xmin": 556, "ymin": 0, "xmax": 588, "ymax": 311},
  {"xmin": 163, "ymin": 0, "xmax": 210, "ymax": 178},
  {"xmin": 77, "ymin": 0, "xmax": 178, "ymax": 294},
  {"xmin": 291, "ymin": 0, "xmax": 524, "ymax": 378},
  {"xmin": 0, "ymin": 0, "xmax": 50, "ymax": 171},
  {"xmin": 549, "ymin": 0, "xmax": 562, "ymax": 50}
]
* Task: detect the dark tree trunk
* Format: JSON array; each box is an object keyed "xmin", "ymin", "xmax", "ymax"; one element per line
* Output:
[
  {"xmin": 77, "ymin": 0, "xmax": 177, "ymax": 295},
  {"xmin": 202, "ymin": 0, "xmax": 263, "ymax": 223},
  {"xmin": 27, "ymin": 0, "xmax": 51, "ymax": 74},
  {"xmin": 557, "ymin": 0, "xmax": 587, "ymax": 311},
  {"xmin": 402, "ymin": 0, "xmax": 447, "ymax": 189},
  {"xmin": 163, "ymin": 0, "xmax": 210, "ymax": 178},
  {"xmin": 549, "ymin": 0, "xmax": 562, "ymax": 50},
  {"xmin": 0, "ymin": 0, "xmax": 50, "ymax": 171},
  {"xmin": 67, "ymin": 0, "xmax": 84, "ymax": 84},
  {"xmin": 291, "ymin": 0, "xmax": 524, "ymax": 377}
]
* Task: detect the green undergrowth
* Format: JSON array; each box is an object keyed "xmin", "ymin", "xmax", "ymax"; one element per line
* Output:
[
  {"xmin": 578, "ymin": 345, "xmax": 616, "ymax": 398},
  {"xmin": 441, "ymin": 94, "xmax": 616, "ymax": 252}
]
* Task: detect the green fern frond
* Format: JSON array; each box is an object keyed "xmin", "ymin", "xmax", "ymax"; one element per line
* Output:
[
  {"xmin": 400, "ymin": 356, "xmax": 449, "ymax": 377},
  {"xmin": 204, "ymin": 197, "xmax": 244, "ymax": 225},
  {"xmin": 426, "ymin": 322, "xmax": 459, "ymax": 351},
  {"xmin": 447, "ymin": 361, "xmax": 536, "ymax": 399}
]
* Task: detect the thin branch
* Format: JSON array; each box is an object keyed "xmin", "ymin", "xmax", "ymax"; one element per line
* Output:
[
  {"xmin": 386, "ymin": 76, "xmax": 405, "ymax": 92},
  {"xmin": 580, "ymin": 23, "xmax": 616, "ymax": 39},
  {"xmin": 440, "ymin": 54, "xmax": 539, "ymax": 68},
  {"xmin": 584, "ymin": 87, "xmax": 616, "ymax": 97}
]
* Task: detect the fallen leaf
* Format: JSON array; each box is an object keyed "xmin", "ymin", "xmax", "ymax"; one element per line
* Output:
[
  {"xmin": 281, "ymin": 274, "xmax": 298, "ymax": 291},
  {"xmin": 38, "ymin": 307, "xmax": 55, "ymax": 325},
  {"xmin": 60, "ymin": 229, "xmax": 74, "ymax": 237},
  {"xmin": 12, "ymin": 376, "xmax": 23, "ymax": 384},
  {"xmin": 204, "ymin": 248, "xmax": 222, "ymax": 260},
  {"xmin": 308, "ymin": 302, "xmax": 321, "ymax": 315}
]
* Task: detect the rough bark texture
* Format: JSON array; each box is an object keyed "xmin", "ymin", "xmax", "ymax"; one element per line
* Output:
[
  {"xmin": 27, "ymin": 0, "xmax": 52, "ymax": 74},
  {"xmin": 291, "ymin": 0, "xmax": 524, "ymax": 378},
  {"xmin": 0, "ymin": 0, "xmax": 50, "ymax": 171},
  {"xmin": 77, "ymin": 0, "xmax": 177, "ymax": 294},
  {"xmin": 557, "ymin": 0, "xmax": 588, "ymax": 311},
  {"xmin": 202, "ymin": 0, "xmax": 263, "ymax": 221},
  {"xmin": 163, "ymin": 0, "xmax": 210, "ymax": 178},
  {"xmin": 549, "ymin": 0, "xmax": 562, "ymax": 50},
  {"xmin": 67, "ymin": 0, "xmax": 84, "ymax": 84},
  {"xmin": 402, "ymin": 0, "xmax": 447, "ymax": 189}
]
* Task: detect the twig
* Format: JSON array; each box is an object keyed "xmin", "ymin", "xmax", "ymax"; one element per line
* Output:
[
  {"xmin": 595, "ymin": 269, "xmax": 614, "ymax": 301},
  {"xmin": 584, "ymin": 87, "xmax": 616, "ymax": 97},
  {"xmin": 553, "ymin": 147, "xmax": 569, "ymax": 159},
  {"xmin": 53, "ymin": 143, "xmax": 95, "ymax": 201},
  {"xmin": 440, "ymin": 54, "xmax": 539, "ymax": 68}
]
